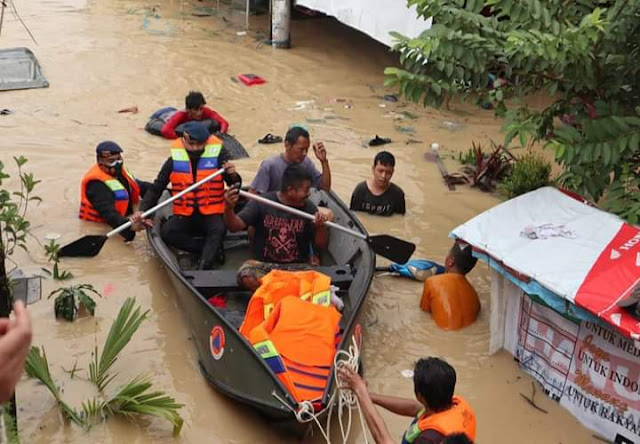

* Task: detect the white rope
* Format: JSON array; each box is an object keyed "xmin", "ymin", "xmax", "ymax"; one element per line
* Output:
[{"xmin": 271, "ymin": 337, "xmax": 369, "ymax": 444}]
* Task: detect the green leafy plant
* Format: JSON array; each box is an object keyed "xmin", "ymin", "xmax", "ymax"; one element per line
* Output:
[
  {"xmin": 89, "ymin": 298, "xmax": 149, "ymax": 391},
  {"xmin": 458, "ymin": 147, "xmax": 479, "ymax": 166},
  {"xmin": 42, "ymin": 240, "xmax": 73, "ymax": 281},
  {"xmin": 48, "ymin": 284, "xmax": 101, "ymax": 322},
  {"xmin": 459, "ymin": 141, "xmax": 515, "ymax": 191},
  {"xmin": 0, "ymin": 156, "xmax": 41, "ymax": 434},
  {"xmin": 1, "ymin": 157, "xmax": 41, "ymax": 314},
  {"xmin": 25, "ymin": 298, "xmax": 183, "ymax": 435},
  {"xmin": 1, "ymin": 403, "xmax": 19, "ymax": 443},
  {"xmin": 24, "ymin": 347, "xmax": 84, "ymax": 425},
  {"xmin": 499, "ymin": 152, "xmax": 552, "ymax": 198},
  {"xmin": 386, "ymin": 0, "xmax": 640, "ymax": 220},
  {"xmin": 92, "ymin": 375, "xmax": 183, "ymax": 435}
]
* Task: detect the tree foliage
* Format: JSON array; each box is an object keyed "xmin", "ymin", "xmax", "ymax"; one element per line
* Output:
[{"xmin": 386, "ymin": 0, "xmax": 640, "ymax": 222}]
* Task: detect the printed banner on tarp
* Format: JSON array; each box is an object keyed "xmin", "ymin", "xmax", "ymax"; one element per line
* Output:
[
  {"xmin": 574, "ymin": 223, "xmax": 640, "ymax": 341},
  {"xmin": 512, "ymin": 295, "xmax": 640, "ymax": 443}
]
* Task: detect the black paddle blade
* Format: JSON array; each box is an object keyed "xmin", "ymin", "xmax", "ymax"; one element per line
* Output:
[
  {"xmin": 368, "ymin": 235, "xmax": 416, "ymax": 264},
  {"xmin": 58, "ymin": 235, "xmax": 108, "ymax": 258}
]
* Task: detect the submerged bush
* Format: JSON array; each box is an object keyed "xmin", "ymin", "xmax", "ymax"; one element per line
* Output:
[{"xmin": 500, "ymin": 152, "xmax": 552, "ymax": 198}]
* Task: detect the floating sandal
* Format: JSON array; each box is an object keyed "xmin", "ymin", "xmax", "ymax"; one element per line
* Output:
[
  {"xmin": 368, "ymin": 135, "xmax": 392, "ymax": 146},
  {"xmin": 258, "ymin": 133, "xmax": 283, "ymax": 144}
]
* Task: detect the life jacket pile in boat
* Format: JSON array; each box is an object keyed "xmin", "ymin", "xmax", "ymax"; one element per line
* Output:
[{"xmin": 240, "ymin": 270, "xmax": 341, "ymax": 408}]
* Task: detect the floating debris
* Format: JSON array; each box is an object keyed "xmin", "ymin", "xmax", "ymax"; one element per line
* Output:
[
  {"xmin": 305, "ymin": 118, "xmax": 326, "ymax": 124},
  {"xmin": 395, "ymin": 125, "xmax": 415, "ymax": 134},
  {"xmin": 117, "ymin": 106, "xmax": 138, "ymax": 114},
  {"xmin": 289, "ymin": 100, "xmax": 315, "ymax": 111},
  {"xmin": 383, "ymin": 94, "xmax": 398, "ymax": 102},
  {"xmin": 440, "ymin": 120, "xmax": 465, "ymax": 132},
  {"xmin": 401, "ymin": 111, "xmax": 419, "ymax": 120},
  {"xmin": 519, "ymin": 382, "xmax": 548, "ymax": 414},
  {"xmin": 142, "ymin": 14, "xmax": 177, "ymax": 36}
]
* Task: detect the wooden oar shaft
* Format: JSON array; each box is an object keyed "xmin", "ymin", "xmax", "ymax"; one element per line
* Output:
[
  {"xmin": 239, "ymin": 190, "xmax": 368, "ymax": 241},
  {"xmin": 107, "ymin": 168, "xmax": 226, "ymax": 238}
]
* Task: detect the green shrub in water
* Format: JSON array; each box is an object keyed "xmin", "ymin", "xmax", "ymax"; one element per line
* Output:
[{"xmin": 500, "ymin": 152, "xmax": 552, "ymax": 198}]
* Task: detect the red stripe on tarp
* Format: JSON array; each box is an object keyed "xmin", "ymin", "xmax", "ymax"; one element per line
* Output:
[{"xmin": 574, "ymin": 223, "xmax": 640, "ymax": 339}]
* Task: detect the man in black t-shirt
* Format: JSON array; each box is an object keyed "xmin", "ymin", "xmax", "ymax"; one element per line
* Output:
[
  {"xmin": 224, "ymin": 164, "xmax": 328, "ymax": 264},
  {"xmin": 350, "ymin": 150, "xmax": 405, "ymax": 216}
]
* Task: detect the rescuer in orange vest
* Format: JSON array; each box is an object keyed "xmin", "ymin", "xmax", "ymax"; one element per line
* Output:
[
  {"xmin": 338, "ymin": 357, "xmax": 476, "ymax": 444},
  {"xmin": 79, "ymin": 141, "xmax": 151, "ymax": 241},
  {"xmin": 135, "ymin": 122, "xmax": 240, "ymax": 269}
]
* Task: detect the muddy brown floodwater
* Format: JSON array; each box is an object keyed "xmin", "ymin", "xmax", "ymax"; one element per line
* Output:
[{"xmin": 1, "ymin": 0, "xmax": 599, "ymax": 442}]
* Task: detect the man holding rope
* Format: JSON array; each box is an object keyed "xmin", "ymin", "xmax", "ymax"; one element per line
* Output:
[{"xmin": 338, "ymin": 357, "xmax": 476, "ymax": 444}]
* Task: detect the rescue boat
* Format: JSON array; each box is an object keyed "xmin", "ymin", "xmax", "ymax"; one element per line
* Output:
[{"xmin": 146, "ymin": 188, "xmax": 374, "ymax": 435}]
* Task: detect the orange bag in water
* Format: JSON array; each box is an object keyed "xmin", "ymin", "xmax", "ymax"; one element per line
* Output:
[{"xmin": 420, "ymin": 273, "xmax": 480, "ymax": 330}]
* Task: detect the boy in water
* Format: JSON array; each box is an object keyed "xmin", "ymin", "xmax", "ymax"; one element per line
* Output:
[
  {"xmin": 161, "ymin": 91, "xmax": 229, "ymax": 139},
  {"xmin": 420, "ymin": 242, "xmax": 480, "ymax": 330}
]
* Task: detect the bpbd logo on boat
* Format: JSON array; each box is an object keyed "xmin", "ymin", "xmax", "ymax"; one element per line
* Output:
[{"xmin": 209, "ymin": 325, "xmax": 226, "ymax": 360}]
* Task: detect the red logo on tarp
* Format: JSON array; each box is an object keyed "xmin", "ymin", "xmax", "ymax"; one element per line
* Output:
[
  {"xmin": 209, "ymin": 326, "xmax": 225, "ymax": 360},
  {"xmin": 575, "ymin": 223, "xmax": 640, "ymax": 339}
]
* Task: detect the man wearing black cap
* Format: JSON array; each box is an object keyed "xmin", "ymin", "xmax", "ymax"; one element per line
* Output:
[
  {"xmin": 79, "ymin": 141, "xmax": 151, "ymax": 241},
  {"xmin": 137, "ymin": 122, "xmax": 241, "ymax": 269}
]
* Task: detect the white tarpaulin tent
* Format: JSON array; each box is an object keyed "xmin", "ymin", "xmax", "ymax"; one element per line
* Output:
[
  {"xmin": 451, "ymin": 187, "xmax": 640, "ymax": 443},
  {"xmin": 295, "ymin": 0, "xmax": 431, "ymax": 47}
]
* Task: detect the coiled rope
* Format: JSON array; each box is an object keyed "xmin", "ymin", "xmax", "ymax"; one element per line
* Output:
[{"xmin": 272, "ymin": 337, "xmax": 369, "ymax": 444}]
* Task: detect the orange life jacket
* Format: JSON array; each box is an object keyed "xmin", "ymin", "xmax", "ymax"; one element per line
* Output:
[
  {"xmin": 248, "ymin": 297, "xmax": 341, "ymax": 406},
  {"xmin": 239, "ymin": 269, "xmax": 332, "ymax": 337},
  {"xmin": 241, "ymin": 270, "xmax": 340, "ymax": 408},
  {"xmin": 169, "ymin": 136, "xmax": 224, "ymax": 216},
  {"xmin": 401, "ymin": 396, "xmax": 476, "ymax": 444},
  {"xmin": 79, "ymin": 164, "xmax": 140, "ymax": 223}
]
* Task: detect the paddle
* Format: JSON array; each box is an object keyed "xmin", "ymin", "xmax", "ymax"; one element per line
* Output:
[
  {"xmin": 238, "ymin": 190, "xmax": 416, "ymax": 264},
  {"xmin": 58, "ymin": 168, "xmax": 227, "ymax": 258}
]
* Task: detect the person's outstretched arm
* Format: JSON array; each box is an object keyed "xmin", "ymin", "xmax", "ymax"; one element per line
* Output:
[
  {"xmin": 338, "ymin": 367, "xmax": 395, "ymax": 444},
  {"xmin": 139, "ymin": 158, "xmax": 172, "ymax": 212},
  {"xmin": 371, "ymin": 393, "xmax": 423, "ymax": 417},
  {"xmin": 204, "ymin": 107, "xmax": 229, "ymax": 134},
  {"xmin": 313, "ymin": 142, "xmax": 331, "ymax": 191},
  {"xmin": 161, "ymin": 111, "xmax": 186, "ymax": 139}
]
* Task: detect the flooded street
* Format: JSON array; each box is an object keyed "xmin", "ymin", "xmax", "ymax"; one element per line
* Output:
[{"xmin": 2, "ymin": 0, "xmax": 597, "ymax": 442}]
